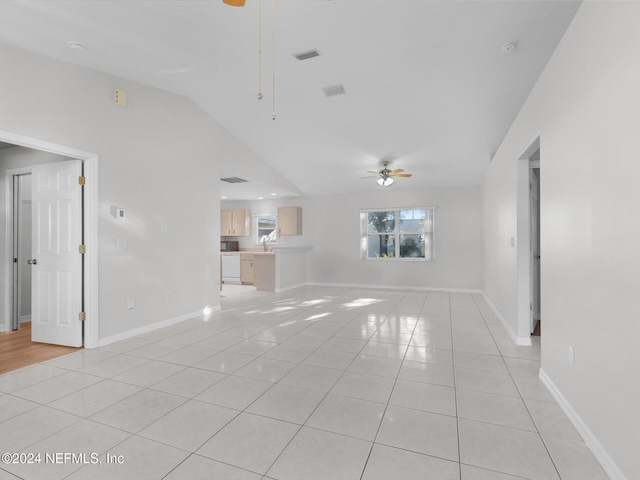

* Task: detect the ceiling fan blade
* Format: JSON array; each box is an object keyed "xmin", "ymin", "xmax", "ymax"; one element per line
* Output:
[
  {"xmin": 390, "ymin": 173, "xmax": 412, "ymax": 178},
  {"xmin": 366, "ymin": 171, "xmax": 380, "ymax": 174},
  {"xmin": 360, "ymin": 175, "xmax": 379, "ymax": 179},
  {"xmin": 390, "ymin": 168, "xmax": 405, "ymax": 174}
]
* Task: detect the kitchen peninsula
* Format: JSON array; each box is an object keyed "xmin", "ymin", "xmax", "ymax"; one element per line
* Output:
[{"xmin": 252, "ymin": 247, "xmax": 311, "ymax": 292}]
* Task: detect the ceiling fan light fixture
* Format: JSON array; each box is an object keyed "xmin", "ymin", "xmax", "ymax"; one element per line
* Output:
[
  {"xmin": 223, "ymin": 0, "xmax": 246, "ymax": 6},
  {"xmin": 377, "ymin": 176, "xmax": 394, "ymax": 187}
]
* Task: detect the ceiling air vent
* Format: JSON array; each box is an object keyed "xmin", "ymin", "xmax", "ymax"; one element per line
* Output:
[
  {"xmin": 293, "ymin": 49, "xmax": 322, "ymax": 61},
  {"xmin": 220, "ymin": 177, "xmax": 248, "ymax": 184},
  {"xmin": 322, "ymin": 84, "xmax": 346, "ymax": 98}
]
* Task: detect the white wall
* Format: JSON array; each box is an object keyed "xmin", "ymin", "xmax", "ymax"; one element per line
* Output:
[
  {"xmin": 226, "ymin": 186, "xmax": 483, "ymax": 290},
  {"xmin": 482, "ymin": 3, "xmax": 640, "ymax": 478},
  {"xmin": 308, "ymin": 187, "xmax": 482, "ymax": 290},
  {"xmin": 0, "ymin": 43, "xmax": 280, "ymax": 341}
]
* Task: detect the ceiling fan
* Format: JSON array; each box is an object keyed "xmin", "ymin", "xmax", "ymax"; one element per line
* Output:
[{"xmin": 362, "ymin": 161, "xmax": 413, "ymax": 187}]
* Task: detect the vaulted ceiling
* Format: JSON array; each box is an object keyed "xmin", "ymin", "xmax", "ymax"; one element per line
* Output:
[{"xmin": 0, "ymin": 0, "xmax": 580, "ymax": 198}]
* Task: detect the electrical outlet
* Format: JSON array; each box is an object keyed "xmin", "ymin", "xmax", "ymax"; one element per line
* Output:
[
  {"xmin": 127, "ymin": 298, "xmax": 135, "ymax": 310},
  {"xmin": 568, "ymin": 345, "xmax": 575, "ymax": 366}
]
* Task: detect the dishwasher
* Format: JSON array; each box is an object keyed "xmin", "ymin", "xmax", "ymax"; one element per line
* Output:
[{"xmin": 221, "ymin": 253, "xmax": 241, "ymax": 285}]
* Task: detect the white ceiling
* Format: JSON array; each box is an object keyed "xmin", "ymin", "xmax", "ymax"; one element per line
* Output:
[{"xmin": 0, "ymin": 0, "xmax": 580, "ymax": 198}]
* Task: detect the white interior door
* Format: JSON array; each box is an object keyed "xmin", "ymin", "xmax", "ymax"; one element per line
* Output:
[{"xmin": 31, "ymin": 160, "xmax": 83, "ymax": 346}]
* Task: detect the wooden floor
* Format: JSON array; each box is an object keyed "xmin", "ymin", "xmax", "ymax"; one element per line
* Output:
[{"xmin": 0, "ymin": 322, "xmax": 81, "ymax": 374}]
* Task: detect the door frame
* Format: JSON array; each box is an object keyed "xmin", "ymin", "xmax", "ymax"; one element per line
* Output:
[
  {"xmin": 1, "ymin": 130, "xmax": 99, "ymax": 349},
  {"xmin": 515, "ymin": 135, "xmax": 540, "ymax": 345}
]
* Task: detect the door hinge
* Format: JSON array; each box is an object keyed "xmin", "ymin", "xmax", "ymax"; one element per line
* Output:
[
  {"xmin": 79, "ymin": 244, "xmax": 86, "ymax": 254},
  {"xmin": 79, "ymin": 311, "xmax": 86, "ymax": 322},
  {"xmin": 78, "ymin": 176, "xmax": 86, "ymax": 185},
  {"xmin": 530, "ymin": 303, "xmax": 533, "ymax": 311}
]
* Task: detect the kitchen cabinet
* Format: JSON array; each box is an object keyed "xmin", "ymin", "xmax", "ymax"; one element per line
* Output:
[
  {"xmin": 221, "ymin": 209, "xmax": 250, "ymax": 236},
  {"xmin": 240, "ymin": 253, "xmax": 254, "ymax": 285},
  {"xmin": 277, "ymin": 206, "xmax": 302, "ymax": 236},
  {"xmin": 253, "ymin": 253, "xmax": 275, "ymax": 292},
  {"xmin": 220, "ymin": 210, "xmax": 232, "ymax": 235}
]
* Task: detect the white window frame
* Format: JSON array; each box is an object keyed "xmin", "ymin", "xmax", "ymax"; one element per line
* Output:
[
  {"xmin": 253, "ymin": 213, "xmax": 278, "ymax": 245},
  {"xmin": 360, "ymin": 207, "xmax": 436, "ymax": 261}
]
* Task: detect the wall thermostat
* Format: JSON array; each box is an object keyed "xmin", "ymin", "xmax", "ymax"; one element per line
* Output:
[{"xmin": 110, "ymin": 206, "xmax": 126, "ymax": 219}]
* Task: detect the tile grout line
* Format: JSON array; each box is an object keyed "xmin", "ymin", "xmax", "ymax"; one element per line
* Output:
[
  {"xmin": 257, "ymin": 298, "xmax": 397, "ymax": 478},
  {"xmin": 470, "ymin": 293, "xmax": 562, "ymax": 480},
  {"xmin": 451, "ymin": 292, "xmax": 464, "ymax": 480},
  {"xmin": 357, "ymin": 289, "xmax": 429, "ymax": 480},
  {"xmin": 155, "ymin": 297, "xmax": 383, "ymax": 478}
]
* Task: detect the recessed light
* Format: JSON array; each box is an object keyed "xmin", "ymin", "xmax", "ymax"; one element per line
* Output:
[
  {"xmin": 258, "ymin": 197, "xmax": 264, "ymax": 200},
  {"xmin": 221, "ymin": 196, "xmax": 227, "ymax": 199},
  {"xmin": 67, "ymin": 41, "xmax": 85, "ymax": 50},
  {"xmin": 270, "ymin": 193, "xmax": 277, "ymax": 196},
  {"xmin": 502, "ymin": 41, "xmax": 518, "ymax": 53}
]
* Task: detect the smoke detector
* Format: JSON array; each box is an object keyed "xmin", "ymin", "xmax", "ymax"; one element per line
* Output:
[
  {"xmin": 502, "ymin": 41, "xmax": 518, "ymax": 53},
  {"xmin": 67, "ymin": 41, "xmax": 85, "ymax": 50}
]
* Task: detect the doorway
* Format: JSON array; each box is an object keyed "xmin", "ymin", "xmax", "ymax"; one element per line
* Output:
[
  {"xmin": 1, "ymin": 159, "xmax": 85, "ymax": 373},
  {"xmin": 0, "ymin": 130, "xmax": 99, "ymax": 351},
  {"xmin": 7, "ymin": 159, "xmax": 85, "ymax": 347},
  {"xmin": 515, "ymin": 138, "xmax": 541, "ymax": 345},
  {"xmin": 530, "ymin": 161, "xmax": 541, "ymax": 335},
  {"xmin": 11, "ymin": 173, "xmax": 32, "ymax": 331}
]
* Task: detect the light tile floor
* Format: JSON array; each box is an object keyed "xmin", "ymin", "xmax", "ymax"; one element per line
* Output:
[{"xmin": 0, "ymin": 288, "xmax": 609, "ymax": 480}]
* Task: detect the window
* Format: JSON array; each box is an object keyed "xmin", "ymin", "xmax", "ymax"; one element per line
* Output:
[
  {"xmin": 254, "ymin": 214, "xmax": 278, "ymax": 245},
  {"xmin": 361, "ymin": 208, "xmax": 435, "ymax": 260}
]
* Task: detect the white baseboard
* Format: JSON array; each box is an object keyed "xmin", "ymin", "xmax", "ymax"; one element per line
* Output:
[
  {"xmin": 539, "ymin": 369, "xmax": 627, "ymax": 480},
  {"xmin": 96, "ymin": 306, "xmax": 221, "ymax": 348},
  {"xmin": 275, "ymin": 283, "xmax": 307, "ymax": 293},
  {"xmin": 480, "ymin": 291, "xmax": 531, "ymax": 346},
  {"xmin": 0, "ymin": 316, "xmax": 32, "ymax": 331},
  {"xmin": 305, "ymin": 281, "xmax": 481, "ymax": 294}
]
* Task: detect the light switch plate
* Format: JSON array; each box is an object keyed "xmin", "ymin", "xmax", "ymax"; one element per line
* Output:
[{"xmin": 568, "ymin": 345, "xmax": 575, "ymax": 366}]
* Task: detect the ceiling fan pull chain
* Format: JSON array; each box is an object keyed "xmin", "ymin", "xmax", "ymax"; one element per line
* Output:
[
  {"xmin": 272, "ymin": 0, "xmax": 276, "ymax": 120},
  {"xmin": 257, "ymin": 0, "xmax": 263, "ymax": 100}
]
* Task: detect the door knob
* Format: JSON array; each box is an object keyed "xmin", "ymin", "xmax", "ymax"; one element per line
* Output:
[{"xmin": 27, "ymin": 259, "xmax": 37, "ymax": 265}]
